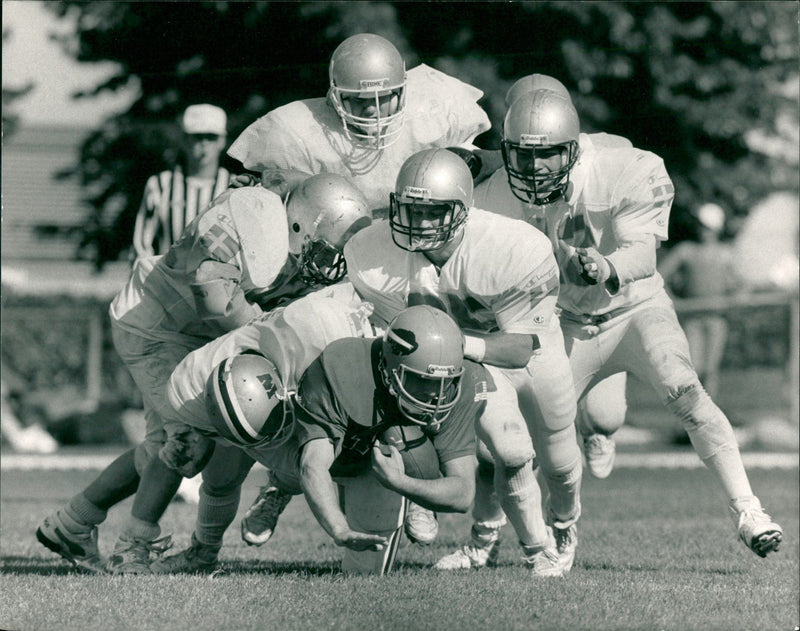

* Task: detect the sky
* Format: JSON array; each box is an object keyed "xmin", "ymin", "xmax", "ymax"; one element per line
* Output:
[{"xmin": 2, "ymin": 0, "xmax": 137, "ymax": 127}]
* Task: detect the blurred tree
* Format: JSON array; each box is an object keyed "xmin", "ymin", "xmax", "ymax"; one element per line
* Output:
[
  {"xmin": 44, "ymin": 1, "xmax": 798, "ymax": 266},
  {"xmin": 2, "ymin": 28, "xmax": 34, "ymax": 138}
]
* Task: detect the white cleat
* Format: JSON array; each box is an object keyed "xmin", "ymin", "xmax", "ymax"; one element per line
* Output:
[
  {"xmin": 521, "ymin": 545, "xmax": 566, "ymax": 577},
  {"xmin": 730, "ymin": 497, "xmax": 782, "ymax": 558},
  {"xmin": 404, "ymin": 503, "xmax": 439, "ymax": 545},
  {"xmin": 583, "ymin": 433, "xmax": 615, "ymax": 479},
  {"xmin": 553, "ymin": 523, "xmax": 578, "ymax": 573},
  {"xmin": 434, "ymin": 540, "xmax": 500, "ymax": 570}
]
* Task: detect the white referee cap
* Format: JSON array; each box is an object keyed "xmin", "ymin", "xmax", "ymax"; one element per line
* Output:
[
  {"xmin": 697, "ymin": 203, "xmax": 725, "ymax": 232},
  {"xmin": 182, "ymin": 104, "xmax": 227, "ymax": 135}
]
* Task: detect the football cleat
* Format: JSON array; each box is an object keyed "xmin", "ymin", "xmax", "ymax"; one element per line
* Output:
[
  {"xmin": 552, "ymin": 523, "xmax": 578, "ymax": 573},
  {"xmin": 106, "ymin": 534, "xmax": 172, "ymax": 574},
  {"xmin": 151, "ymin": 533, "xmax": 220, "ymax": 574},
  {"xmin": 583, "ymin": 433, "xmax": 615, "ymax": 479},
  {"xmin": 730, "ymin": 497, "xmax": 782, "ymax": 558},
  {"xmin": 521, "ymin": 545, "xmax": 567, "ymax": 577},
  {"xmin": 404, "ymin": 503, "xmax": 439, "ymax": 545},
  {"xmin": 240, "ymin": 485, "xmax": 293, "ymax": 546},
  {"xmin": 36, "ymin": 511, "xmax": 105, "ymax": 573},
  {"xmin": 434, "ymin": 539, "xmax": 500, "ymax": 570}
]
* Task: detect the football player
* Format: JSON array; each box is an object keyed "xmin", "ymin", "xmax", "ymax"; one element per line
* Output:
[
  {"xmin": 475, "ymin": 87, "xmax": 783, "ymax": 558},
  {"xmin": 227, "ymin": 32, "xmax": 493, "ymax": 215},
  {"xmin": 230, "ymin": 32, "xmax": 493, "ymax": 547},
  {"xmin": 35, "ymin": 174, "xmax": 372, "ymax": 574},
  {"xmin": 155, "ymin": 305, "xmax": 488, "ymax": 575},
  {"xmin": 344, "ymin": 148, "xmax": 583, "ymax": 576}
]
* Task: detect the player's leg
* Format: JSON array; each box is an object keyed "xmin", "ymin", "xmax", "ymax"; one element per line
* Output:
[
  {"xmin": 36, "ymin": 447, "xmax": 139, "ymax": 572},
  {"xmin": 577, "ymin": 373, "xmax": 628, "ymax": 479},
  {"xmin": 701, "ymin": 316, "xmax": 728, "ymax": 399},
  {"xmin": 106, "ymin": 334, "xmax": 196, "ymax": 574},
  {"xmin": 513, "ymin": 330, "xmax": 582, "ymax": 574},
  {"xmin": 338, "ymin": 474, "xmax": 406, "ymax": 575},
  {"xmin": 434, "ymin": 443, "xmax": 506, "ymax": 570},
  {"xmin": 152, "ymin": 444, "xmax": 256, "ymax": 573},
  {"xmin": 620, "ymin": 293, "xmax": 782, "ymax": 557}
]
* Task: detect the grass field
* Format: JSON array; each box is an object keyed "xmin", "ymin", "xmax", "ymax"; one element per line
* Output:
[{"xmin": 1, "ymin": 451, "xmax": 798, "ymax": 631}]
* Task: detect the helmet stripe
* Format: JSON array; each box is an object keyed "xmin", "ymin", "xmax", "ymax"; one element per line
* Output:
[{"xmin": 215, "ymin": 359, "xmax": 260, "ymax": 444}]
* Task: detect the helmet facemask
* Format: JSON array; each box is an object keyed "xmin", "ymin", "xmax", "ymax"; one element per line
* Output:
[
  {"xmin": 330, "ymin": 83, "xmax": 407, "ymax": 149},
  {"xmin": 299, "ymin": 234, "xmax": 348, "ymax": 285},
  {"xmin": 389, "ymin": 192, "xmax": 467, "ymax": 252},
  {"xmin": 501, "ymin": 138, "xmax": 579, "ymax": 205},
  {"xmin": 381, "ymin": 352, "xmax": 463, "ymax": 430}
]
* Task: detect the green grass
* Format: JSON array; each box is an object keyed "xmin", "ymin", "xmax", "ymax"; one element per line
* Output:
[{"xmin": 1, "ymin": 464, "xmax": 798, "ymax": 631}]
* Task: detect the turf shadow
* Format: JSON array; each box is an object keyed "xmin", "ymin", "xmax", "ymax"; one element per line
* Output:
[{"xmin": 1, "ymin": 555, "xmax": 98, "ymax": 576}]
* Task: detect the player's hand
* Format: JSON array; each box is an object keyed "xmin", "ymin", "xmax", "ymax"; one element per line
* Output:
[
  {"xmin": 576, "ymin": 247, "xmax": 611, "ymax": 285},
  {"xmin": 332, "ymin": 528, "xmax": 389, "ymax": 551},
  {"xmin": 228, "ymin": 173, "xmax": 260, "ymax": 189},
  {"xmin": 371, "ymin": 441, "xmax": 406, "ymax": 490}
]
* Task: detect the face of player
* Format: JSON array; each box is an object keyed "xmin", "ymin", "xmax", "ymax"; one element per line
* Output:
[
  {"xmin": 396, "ymin": 372, "xmax": 460, "ymax": 426},
  {"xmin": 399, "ymin": 202, "xmax": 456, "ymax": 251},
  {"xmin": 185, "ymin": 133, "xmax": 225, "ymax": 172},
  {"xmin": 342, "ymin": 91, "xmax": 401, "ymax": 134}
]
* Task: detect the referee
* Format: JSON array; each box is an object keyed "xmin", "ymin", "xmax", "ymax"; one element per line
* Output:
[{"xmin": 132, "ymin": 104, "xmax": 231, "ymax": 260}]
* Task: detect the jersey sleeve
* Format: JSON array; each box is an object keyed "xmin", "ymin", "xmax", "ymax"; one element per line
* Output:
[
  {"xmin": 610, "ymin": 151, "xmax": 673, "ymax": 243},
  {"xmin": 430, "ymin": 360, "xmax": 487, "ymax": 463},
  {"xmin": 293, "ymin": 356, "xmax": 350, "ymax": 453}
]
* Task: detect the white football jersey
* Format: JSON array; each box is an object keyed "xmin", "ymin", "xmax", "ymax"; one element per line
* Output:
[
  {"xmin": 165, "ymin": 285, "xmax": 373, "ymax": 430},
  {"xmin": 228, "ymin": 64, "xmax": 491, "ymax": 212},
  {"xmin": 475, "ymin": 134, "xmax": 673, "ymax": 315},
  {"xmin": 110, "ymin": 186, "xmax": 309, "ymax": 344},
  {"xmin": 344, "ymin": 210, "xmax": 560, "ymax": 335}
]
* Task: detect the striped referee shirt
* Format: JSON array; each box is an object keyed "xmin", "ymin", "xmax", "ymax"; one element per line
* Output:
[{"xmin": 132, "ymin": 165, "xmax": 231, "ymax": 259}]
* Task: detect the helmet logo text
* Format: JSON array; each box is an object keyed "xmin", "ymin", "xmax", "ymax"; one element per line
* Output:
[
  {"xmin": 520, "ymin": 134, "xmax": 549, "ymax": 146},
  {"xmin": 360, "ymin": 78, "xmax": 390, "ymax": 89},
  {"xmin": 402, "ymin": 186, "xmax": 431, "ymax": 200}
]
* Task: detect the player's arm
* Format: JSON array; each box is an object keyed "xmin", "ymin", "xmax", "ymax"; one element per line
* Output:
[
  {"xmin": 131, "ymin": 176, "xmax": 160, "ymax": 259},
  {"xmin": 299, "ymin": 438, "xmax": 388, "ymax": 552},
  {"xmin": 371, "ymin": 448, "xmax": 476, "ymax": 513},
  {"xmin": 583, "ymin": 156, "xmax": 673, "ymax": 292},
  {"xmin": 470, "ymin": 252, "xmax": 560, "ymax": 366},
  {"xmin": 190, "ymin": 259, "xmax": 264, "ymax": 331}
]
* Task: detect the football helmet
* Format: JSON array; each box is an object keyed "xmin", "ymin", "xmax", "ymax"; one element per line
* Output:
[
  {"xmin": 501, "ymin": 89, "xmax": 580, "ymax": 204},
  {"xmin": 205, "ymin": 353, "xmax": 294, "ymax": 448},
  {"xmin": 285, "ymin": 174, "xmax": 372, "ymax": 285},
  {"xmin": 380, "ymin": 305, "xmax": 465, "ymax": 429},
  {"xmin": 505, "ymin": 73, "xmax": 570, "ymax": 107},
  {"xmin": 389, "ymin": 148, "xmax": 472, "ymax": 252},
  {"xmin": 328, "ymin": 33, "xmax": 407, "ymax": 148}
]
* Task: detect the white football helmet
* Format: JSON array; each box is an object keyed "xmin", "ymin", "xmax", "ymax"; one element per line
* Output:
[
  {"xmin": 205, "ymin": 353, "xmax": 294, "ymax": 448},
  {"xmin": 505, "ymin": 73, "xmax": 570, "ymax": 107},
  {"xmin": 285, "ymin": 174, "xmax": 372, "ymax": 285},
  {"xmin": 501, "ymin": 88, "xmax": 580, "ymax": 204},
  {"xmin": 328, "ymin": 33, "xmax": 407, "ymax": 148},
  {"xmin": 389, "ymin": 148, "xmax": 472, "ymax": 252},
  {"xmin": 380, "ymin": 305, "xmax": 465, "ymax": 429}
]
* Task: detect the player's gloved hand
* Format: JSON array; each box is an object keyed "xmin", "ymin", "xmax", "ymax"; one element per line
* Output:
[
  {"xmin": 371, "ymin": 441, "xmax": 407, "ymax": 490},
  {"xmin": 446, "ymin": 147, "xmax": 483, "ymax": 180},
  {"xmin": 331, "ymin": 527, "xmax": 389, "ymax": 552},
  {"xmin": 159, "ymin": 427, "xmax": 216, "ymax": 478},
  {"xmin": 229, "ymin": 173, "xmax": 260, "ymax": 189},
  {"xmin": 576, "ymin": 247, "xmax": 612, "ymax": 285}
]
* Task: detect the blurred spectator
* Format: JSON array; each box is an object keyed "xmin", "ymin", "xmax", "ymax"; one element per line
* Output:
[
  {"xmin": 131, "ymin": 104, "xmax": 231, "ymax": 261},
  {"xmin": 1, "ymin": 362, "xmax": 58, "ymax": 454},
  {"xmin": 659, "ymin": 203, "xmax": 742, "ymax": 397}
]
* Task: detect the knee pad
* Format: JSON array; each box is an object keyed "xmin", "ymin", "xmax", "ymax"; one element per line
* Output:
[{"xmin": 666, "ymin": 383, "xmax": 736, "ymax": 460}]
